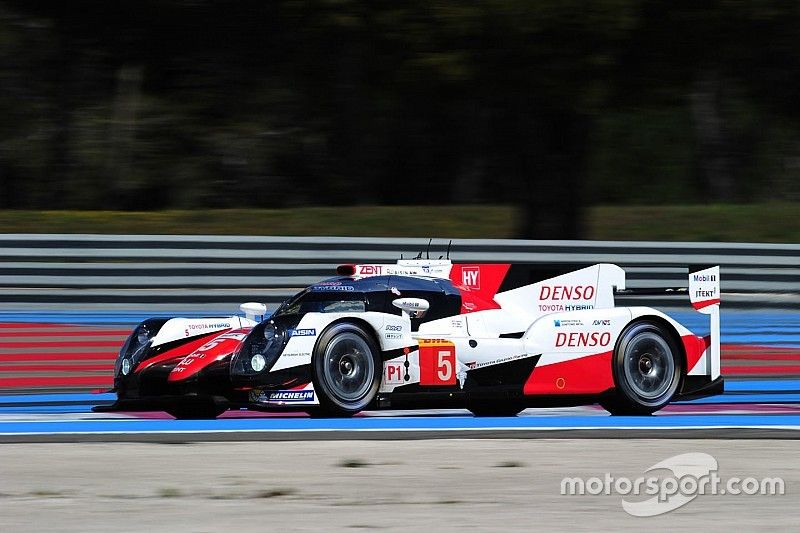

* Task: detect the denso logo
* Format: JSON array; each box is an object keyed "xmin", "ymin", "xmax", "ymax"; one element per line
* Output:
[
  {"xmin": 555, "ymin": 331, "xmax": 611, "ymax": 348},
  {"xmin": 359, "ymin": 265, "xmax": 382, "ymax": 275},
  {"xmin": 462, "ymin": 266, "xmax": 480, "ymax": 289},
  {"xmin": 539, "ymin": 285, "xmax": 595, "ymax": 301}
]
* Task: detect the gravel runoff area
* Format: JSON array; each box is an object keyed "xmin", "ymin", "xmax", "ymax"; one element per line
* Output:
[{"xmin": 0, "ymin": 439, "xmax": 797, "ymax": 532}]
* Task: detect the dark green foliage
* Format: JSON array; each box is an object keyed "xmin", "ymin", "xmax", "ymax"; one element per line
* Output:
[{"xmin": 0, "ymin": 1, "xmax": 798, "ymax": 237}]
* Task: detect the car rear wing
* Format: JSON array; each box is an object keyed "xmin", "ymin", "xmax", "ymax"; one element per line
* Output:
[{"xmin": 616, "ymin": 265, "xmax": 721, "ymax": 379}]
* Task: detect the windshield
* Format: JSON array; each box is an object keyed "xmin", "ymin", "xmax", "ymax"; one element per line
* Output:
[{"xmin": 273, "ymin": 289, "xmax": 367, "ymax": 317}]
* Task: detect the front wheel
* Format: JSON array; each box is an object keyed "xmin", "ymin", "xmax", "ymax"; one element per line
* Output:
[
  {"xmin": 602, "ymin": 321, "xmax": 683, "ymax": 415},
  {"xmin": 312, "ymin": 323, "xmax": 381, "ymax": 417}
]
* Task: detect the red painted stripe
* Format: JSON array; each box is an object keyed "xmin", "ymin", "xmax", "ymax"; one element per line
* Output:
[
  {"xmin": 0, "ymin": 330, "xmax": 129, "ymax": 337},
  {"xmin": 724, "ymin": 352, "xmax": 800, "ymax": 361},
  {"xmin": 0, "ymin": 364, "xmax": 114, "ymax": 372},
  {"xmin": 0, "ymin": 376, "xmax": 113, "ymax": 387},
  {"xmin": 722, "ymin": 365, "xmax": 800, "ymax": 375},
  {"xmin": 0, "ymin": 340, "xmax": 121, "ymax": 349},
  {"xmin": 0, "ymin": 352, "xmax": 115, "ymax": 362}
]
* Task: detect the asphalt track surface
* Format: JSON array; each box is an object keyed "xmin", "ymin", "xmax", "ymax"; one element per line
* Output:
[
  {"xmin": 1, "ymin": 379, "xmax": 800, "ymax": 442},
  {"xmin": 1, "ymin": 439, "xmax": 798, "ymax": 532}
]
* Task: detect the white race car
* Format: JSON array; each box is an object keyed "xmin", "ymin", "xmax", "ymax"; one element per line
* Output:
[{"xmin": 101, "ymin": 259, "xmax": 722, "ymax": 418}]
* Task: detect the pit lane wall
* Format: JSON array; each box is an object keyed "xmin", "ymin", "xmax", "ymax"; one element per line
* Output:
[{"xmin": 0, "ymin": 235, "xmax": 798, "ymax": 393}]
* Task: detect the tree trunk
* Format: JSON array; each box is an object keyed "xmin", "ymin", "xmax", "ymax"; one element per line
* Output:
[
  {"xmin": 518, "ymin": 109, "xmax": 588, "ymax": 240},
  {"xmin": 690, "ymin": 69, "xmax": 736, "ymax": 201}
]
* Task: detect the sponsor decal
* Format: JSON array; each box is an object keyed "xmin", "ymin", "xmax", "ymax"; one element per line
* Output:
[
  {"xmin": 281, "ymin": 351, "xmax": 311, "ymax": 358},
  {"xmin": 592, "ymin": 319, "xmax": 611, "ymax": 326},
  {"xmin": 311, "ymin": 285, "xmax": 355, "ymax": 291},
  {"xmin": 385, "ymin": 363, "xmax": 404, "ymax": 384},
  {"xmin": 554, "ymin": 319, "xmax": 583, "ymax": 327},
  {"xmin": 694, "ymin": 287, "xmax": 717, "ymax": 299},
  {"xmin": 556, "ymin": 331, "xmax": 612, "ymax": 348},
  {"xmin": 385, "ymin": 324, "xmax": 403, "ymax": 332},
  {"xmin": 289, "ymin": 328, "xmax": 316, "ymax": 337},
  {"xmin": 539, "ymin": 285, "xmax": 596, "ymax": 301},
  {"xmin": 359, "ymin": 265, "xmax": 382, "ymax": 275},
  {"xmin": 461, "ymin": 266, "xmax": 481, "ymax": 290},
  {"xmin": 385, "ymin": 333, "xmax": 402, "ymax": 340},
  {"xmin": 391, "ymin": 286, "xmax": 401, "ymax": 296},
  {"xmin": 265, "ymin": 390, "xmax": 315, "ymax": 402},
  {"xmin": 187, "ymin": 322, "xmax": 231, "ymax": 332},
  {"xmin": 540, "ymin": 304, "xmax": 594, "ymax": 312},
  {"xmin": 419, "ymin": 339, "xmax": 457, "ymax": 386},
  {"xmin": 471, "ymin": 353, "xmax": 528, "ymax": 369}
]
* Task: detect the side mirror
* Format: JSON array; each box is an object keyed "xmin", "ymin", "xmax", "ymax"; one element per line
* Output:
[
  {"xmin": 240, "ymin": 302, "xmax": 268, "ymax": 321},
  {"xmin": 392, "ymin": 298, "xmax": 430, "ymax": 318}
]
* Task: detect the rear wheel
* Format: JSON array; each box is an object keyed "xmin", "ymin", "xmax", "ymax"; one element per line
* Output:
[
  {"xmin": 312, "ymin": 323, "xmax": 381, "ymax": 417},
  {"xmin": 602, "ymin": 321, "xmax": 682, "ymax": 415}
]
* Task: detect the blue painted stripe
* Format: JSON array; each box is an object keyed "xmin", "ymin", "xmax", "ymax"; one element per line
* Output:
[
  {"xmin": 0, "ymin": 393, "xmax": 116, "ymax": 404},
  {"xmin": 724, "ymin": 380, "xmax": 800, "ymax": 392},
  {"xmin": 2, "ymin": 413, "xmax": 800, "ymax": 435},
  {"xmin": 677, "ymin": 393, "xmax": 800, "ymax": 404}
]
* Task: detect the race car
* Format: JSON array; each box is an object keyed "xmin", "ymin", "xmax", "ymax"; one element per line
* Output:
[{"xmin": 97, "ymin": 259, "xmax": 723, "ymax": 418}]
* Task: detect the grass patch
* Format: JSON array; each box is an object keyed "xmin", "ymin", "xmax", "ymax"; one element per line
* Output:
[{"xmin": 0, "ymin": 202, "xmax": 797, "ymax": 242}]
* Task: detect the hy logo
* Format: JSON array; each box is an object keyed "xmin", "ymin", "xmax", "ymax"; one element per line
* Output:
[{"xmin": 462, "ymin": 266, "xmax": 480, "ymax": 290}]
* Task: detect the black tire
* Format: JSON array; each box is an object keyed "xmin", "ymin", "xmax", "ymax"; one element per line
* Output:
[
  {"xmin": 312, "ymin": 322, "xmax": 381, "ymax": 417},
  {"xmin": 468, "ymin": 402, "xmax": 525, "ymax": 417},
  {"xmin": 602, "ymin": 320, "xmax": 683, "ymax": 415}
]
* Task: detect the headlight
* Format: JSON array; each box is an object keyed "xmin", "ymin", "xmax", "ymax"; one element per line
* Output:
[
  {"xmin": 115, "ymin": 320, "xmax": 162, "ymax": 377},
  {"xmin": 251, "ymin": 354, "xmax": 266, "ymax": 372},
  {"xmin": 231, "ymin": 320, "xmax": 288, "ymax": 376}
]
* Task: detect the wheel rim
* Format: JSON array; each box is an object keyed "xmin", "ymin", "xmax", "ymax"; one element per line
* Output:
[
  {"xmin": 622, "ymin": 331, "xmax": 675, "ymax": 400},
  {"xmin": 321, "ymin": 332, "xmax": 374, "ymax": 402}
]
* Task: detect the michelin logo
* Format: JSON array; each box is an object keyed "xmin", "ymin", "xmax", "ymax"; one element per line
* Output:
[
  {"xmin": 267, "ymin": 390, "xmax": 315, "ymax": 402},
  {"xmin": 289, "ymin": 328, "xmax": 316, "ymax": 337}
]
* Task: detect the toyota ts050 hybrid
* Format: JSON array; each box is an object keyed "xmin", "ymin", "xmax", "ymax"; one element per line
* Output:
[{"xmin": 96, "ymin": 259, "xmax": 723, "ymax": 418}]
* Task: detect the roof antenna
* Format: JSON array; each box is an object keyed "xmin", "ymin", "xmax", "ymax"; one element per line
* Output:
[
  {"xmin": 446, "ymin": 240, "xmax": 452, "ymax": 259},
  {"xmin": 426, "ymin": 238, "xmax": 432, "ymax": 259}
]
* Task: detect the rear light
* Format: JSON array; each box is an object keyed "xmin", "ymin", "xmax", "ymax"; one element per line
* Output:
[{"xmin": 337, "ymin": 264, "xmax": 356, "ymax": 276}]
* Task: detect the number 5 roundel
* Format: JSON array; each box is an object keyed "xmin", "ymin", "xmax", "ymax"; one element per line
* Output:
[{"xmin": 418, "ymin": 339, "xmax": 456, "ymax": 386}]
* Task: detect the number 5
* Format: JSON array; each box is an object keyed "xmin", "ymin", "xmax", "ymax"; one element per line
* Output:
[{"xmin": 437, "ymin": 350, "xmax": 453, "ymax": 382}]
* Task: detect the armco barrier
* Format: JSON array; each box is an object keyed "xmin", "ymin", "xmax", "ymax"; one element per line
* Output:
[
  {"xmin": 0, "ymin": 234, "xmax": 798, "ymax": 308},
  {"xmin": 0, "ymin": 234, "xmax": 798, "ymax": 393}
]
